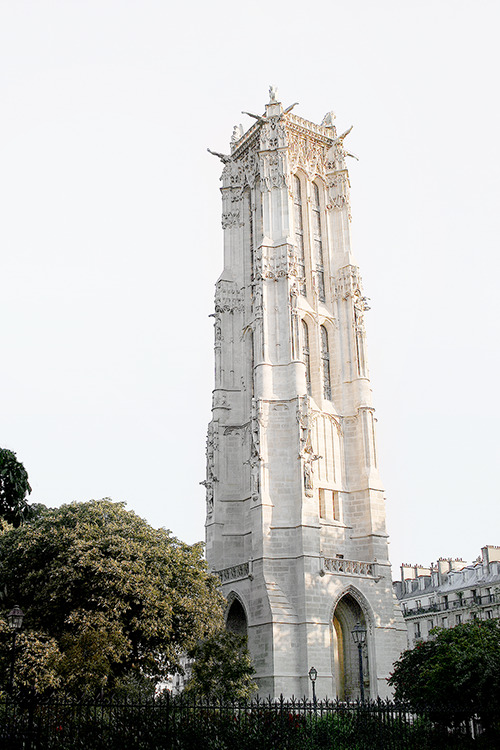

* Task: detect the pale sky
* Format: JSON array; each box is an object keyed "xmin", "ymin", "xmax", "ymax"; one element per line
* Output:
[{"xmin": 1, "ymin": 0, "xmax": 499, "ymax": 573}]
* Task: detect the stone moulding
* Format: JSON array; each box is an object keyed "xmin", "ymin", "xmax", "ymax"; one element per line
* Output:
[{"xmin": 322, "ymin": 557, "xmax": 375, "ymax": 578}]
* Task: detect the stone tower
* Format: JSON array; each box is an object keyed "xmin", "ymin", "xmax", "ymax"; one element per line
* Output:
[{"xmin": 204, "ymin": 88, "xmax": 406, "ymax": 699}]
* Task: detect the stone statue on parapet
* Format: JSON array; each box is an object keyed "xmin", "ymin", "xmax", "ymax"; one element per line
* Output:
[
  {"xmin": 269, "ymin": 85, "xmax": 278, "ymax": 103},
  {"xmin": 321, "ymin": 111, "xmax": 336, "ymax": 128},
  {"xmin": 231, "ymin": 125, "xmax": 243, "ymax": 144}
]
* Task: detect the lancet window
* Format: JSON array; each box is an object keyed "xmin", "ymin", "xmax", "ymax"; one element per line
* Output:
[
  {"xmin": 312, "ymin": 183, "xmax": 326, "ymax": 302},
  {"xmin": 301, "ymin": 319, "xmax": 311, "ymax": 395},
  {"xmin": 320, "ymin": 325, "xmax": 331, "ymax": 400},
  {"xmin": 293, "ymin": 175, "xmax": 306, "ymax": 295},
  {"xmin": 244, "ymin": 188, "xmax": 254, "ymax": 286}
]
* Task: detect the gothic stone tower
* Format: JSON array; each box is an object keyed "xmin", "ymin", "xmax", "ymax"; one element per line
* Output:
[{"xmin": 204, "ymin": 89, "xmax": 406, "ymax": 699}]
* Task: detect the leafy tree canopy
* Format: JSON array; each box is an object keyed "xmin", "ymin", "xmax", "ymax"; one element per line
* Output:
[
  {"xmin": 0, "ymin": 449, "xmax": 32, "ymax": 527},
  {"xmin": 185, "ymin": 631, "xmax": 257, "ymax": 701},
  {"xmin": 0, "ymin": 499, "xmax": 224, "ymax": 697},
  {"xmin": 388, "ymin": 620, "xmax": 500, "ymax": 727}
]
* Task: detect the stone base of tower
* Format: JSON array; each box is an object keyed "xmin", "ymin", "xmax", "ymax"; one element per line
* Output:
[{"xmin": 222, "ymin": 559, "xmax": 407, "ymax": 700}]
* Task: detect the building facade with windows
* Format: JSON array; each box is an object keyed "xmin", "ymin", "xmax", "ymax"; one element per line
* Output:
[
  {"xmin": 204, "ymin": 89, "xmax": 406, "ymax": 699},
  {"xmin": 393, "ymin": 546, "xmax": 500, "ymax": 646}
]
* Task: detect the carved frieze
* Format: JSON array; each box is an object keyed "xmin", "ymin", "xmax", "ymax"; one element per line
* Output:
[
  {"xmin": 254, "ymin": 244, "xmax": 296, "ymax": 282},
  {"xmin": 216, "ymin": 562, "xmax": 252, "ymax": 583},
  {"xmin": 287, "ymin": 131, "xmax": 328, "ymax": 179},
  {"xmin": 214, "ymin": 279, "xmax": 244, "ymax": 313},
  {"xmin": 323, "ymin": 557, "xmax": 375, "ymax": 577}
]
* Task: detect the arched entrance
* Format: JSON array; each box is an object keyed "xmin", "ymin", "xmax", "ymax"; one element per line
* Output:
[
  {"xmin": 332, "ymin": 593, "xmax": 370, "ymax": 700},
  {"xmin": 226, "ymin": 597, "xmax": 248, "ymax": 637}
]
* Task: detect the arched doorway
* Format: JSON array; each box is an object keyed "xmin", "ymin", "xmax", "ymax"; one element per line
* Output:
[
  {"xmin": 226, "ymin": 597, "xmax": 248, "ymax": 637},
  {"xmin": 332, "ymin": 593, "xmax": 370, "ymax": 700}
]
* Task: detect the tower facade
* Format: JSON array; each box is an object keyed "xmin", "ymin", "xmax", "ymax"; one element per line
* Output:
[{"xmin": 204, "ymin": 89, "xmax": 406, "ymax": 699}]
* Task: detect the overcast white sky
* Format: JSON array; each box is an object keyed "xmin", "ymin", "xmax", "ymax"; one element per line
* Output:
[{"xmin": 1, "ymin": 1, "xmax": 499, "ymax": 573}]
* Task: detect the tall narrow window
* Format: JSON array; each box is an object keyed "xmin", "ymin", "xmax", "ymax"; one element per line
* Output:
[
  {"xmin": 249, "ymin": 193, "xmax": 254, "ymax": 284},
  {"xmin": 301, "ymin": 319, "xmax": 311, "ymax": 395},
  {"xmin": 249, "ymin": 329, "xmax": 254, "ymax": 396},
  {"xmin": 244, "ymin": 188, "xmax": 254, "ymax": 286},
  {"xmin": 293, "ymin": 175, "xmax": 306, "ymax": 295},
  {"xmin": 320, "ymin": 325, "xmax": 331, "ymax": 400},
  {"xmin": 312, "ymin": 183, "xmax": 325, "ymax": 302}
]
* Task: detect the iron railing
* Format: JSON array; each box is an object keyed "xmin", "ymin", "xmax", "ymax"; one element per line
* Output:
[{"xmin": 0, "ymin": 695, "xmax": 488, "ymax": 750}]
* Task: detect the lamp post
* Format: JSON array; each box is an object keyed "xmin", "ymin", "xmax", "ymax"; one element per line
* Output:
[
  {"xmin": 7, "ymin": 606, "xmax": 25, "ymax": 693},
  {"xmin": 308, "ymin": 666, "xmax": 317, "ymax": 707},
  {"xmin": 351, "ymin": 620, "xmax": 367, "ymax": 702}
]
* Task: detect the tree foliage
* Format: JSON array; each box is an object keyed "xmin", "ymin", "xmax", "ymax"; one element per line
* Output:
[
  {"xmin": 0, "ymin": 449, "xmax": 32, "ymax": 527},
  {"xmin": 0, "ymin": 499, "xmax": 225, "ymax": 697},
  {"xmin": 185, "ymin": 631, "xmax": 257, "ymax": 701},
  {"xmin": 388, "ymin": 620, "xmax": 500, "ymax": 728}
]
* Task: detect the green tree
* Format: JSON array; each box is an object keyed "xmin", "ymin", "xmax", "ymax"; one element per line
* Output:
[
  {"xmin": 388, "ymin": 619, "xmax": 500, "ymax": 730},
  {"xmin": 0, "ymin": 449, "xmax": 32, "ymax": 527},
  {"xmin": 0, "ymin": 499, "xmax": 225, "ymax": 696},
  {"xmin": 185, "ymin": 630, "xmax": 257, "ymax": 700},
  {"xmin": 0, "ymin": 617, "xmax": 62, "ymax": 699}
]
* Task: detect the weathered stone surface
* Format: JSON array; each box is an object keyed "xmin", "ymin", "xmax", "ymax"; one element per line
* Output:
[{"xmin": 205, "ymin": 89, "xmax": 407, "ymax": 699}]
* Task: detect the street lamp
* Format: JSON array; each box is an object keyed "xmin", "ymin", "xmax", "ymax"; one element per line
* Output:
[
  {"xmin": 308, "ymin": 666, "xmax": 318, "ymax": 706},
  {"xmin": 351, "ymin": 620, "xmax": 367, "ymax": 702},
  {"xmin": 7, "ymin": 606, "xmax": 24, "ymax": 693}
]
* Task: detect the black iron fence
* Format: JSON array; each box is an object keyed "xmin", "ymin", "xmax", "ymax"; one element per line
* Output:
[{"xmin": 0, "ymin": 695, "xmax": 491, "ymax": 749}]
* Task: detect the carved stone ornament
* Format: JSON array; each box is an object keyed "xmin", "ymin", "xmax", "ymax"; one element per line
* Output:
[
  {"xmin": 259, "ymin": 117, "xmax": 287, "ymax": 153},
  {"xmin": 353, "ymin": 289, "xmax": 371, "ymax": 330},
  {"xmin": 222, "ymin": 151, "xmax": 259, "ymax": 189},
  {"xmin": 214, "ymin": 316, "xmax": 222, "ymax": 343},
  {"xmin": 259, "ymin": 151, "xmax": 288, "ymax": 190},
  {"xmin": 325, "ymin": 140, "xmax": 348, "ymax": 172},
  {"xmin": 321, "ymin": 111, "xmax": 336, "ymax": 128},
  {"xmin": 214, "ymin": 279, "xmax": 244, "ymax": 313},
  {"xmin": 254, "ymin": 244, "xmax": 292, "ymax": 281},
  {"xmin": 302, "ymin": 446, "xmax": 320, "ymax": 498},
  {"xmin": 231, "ymin": 124, "xmax": 244, "ymax": 144},
  {"xmin": 251, "ymin": 397, "xmax": 261, "ymax": 458},
  {"xmin": 200, "ymin": 479, "xmax": 214, "ymax": 516},
  {"xmin": 333, "ymin": 265, "xmax": 363, "ymax": 301},
  {"xmin": 249, "ymin": 447, "xmax": 260, "ymax": 501},
  {"xmin": 217, "ymin": 562, "xmax": 251, "ymax": 583},
  {"xmin": 212, "ymin": 391, "xmax": 229, "ymax": 409},
  {"xmin": 221, "ymin": 210, "xmax": 240, "ymax": 229},
  {"xmin": 323, "ymin": 557, "xmax": 375, "ymax": 577},
  {"xmin": 252, "ymin": 281, "xmax": 263, "ymax": 314},
  {"xmin": 296, "ymin": 395, "xmax": 311, "ymax": 454},
  {"xmin": 287, "ymin": 130, "xmax": 328, "ymax": 179},
  {"xmin": 326, "ymin": 169, "xmax": 351, "ymax": 215}
]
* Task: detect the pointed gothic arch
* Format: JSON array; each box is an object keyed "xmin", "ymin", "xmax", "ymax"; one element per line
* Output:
[
  {"xmin": 329, "ymin": 586, "xmax": 373, "ymax": 700},
  {"xmin": 225, "ymin": 591, "xmax": 249, "ymax": 637}
]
